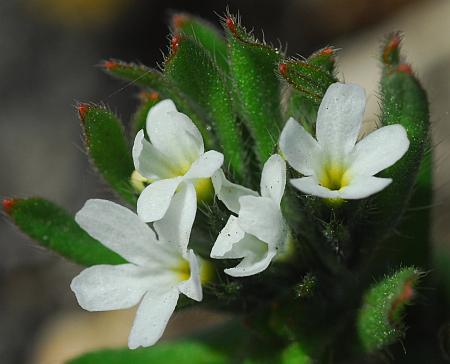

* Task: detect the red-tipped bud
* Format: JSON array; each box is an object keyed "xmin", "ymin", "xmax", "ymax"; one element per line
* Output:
[
  {"xmin": 389, "ymin": 279, "xmax": 415, "ymax": 323},
  {"xmin": 320, "ymin": 47, "xmax": 334, "ymax": 56},
  {"xmin": 172, "ymin": 14, "xmax": 188, "ymax": 29},
  {"xmin": 102, "ymin": 59, "xmax": 119, "ymax": 71},
  {"xmin": 397, "ymin": 63, "xmax": 413, "ymax": 75},
  {"xmin": 148, "ymin": 91, "xmax": 159, "ymax": 101},
  {"xmin": 225, "ymin": 17, "xmax": 237, "ymax": 35},
  {"xmin": 387, "ymin": 34, "xmax": 401, "ymax": 52},
  {"xmin": 383, "ymin": 34, "xmax": 401, "ymax": 64},
  {"xmin": 3, "ymin": 198, "xmax": 16, "ymax": 214},
  {"xmin": 171, "ymin": 34, "xmax": 181, "ymax": 53},
  {"xmin": 279, "ymin": 63, "xmax": 288, "ymax": 76},
  {"xmin": 78, "ymin": 103, "xmax": 89, "ymax": 121},
  {"xmin": 139, "ymin": 91, "xmax": 160, "ymax": 102}
]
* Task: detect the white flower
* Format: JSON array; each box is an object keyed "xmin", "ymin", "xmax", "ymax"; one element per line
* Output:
[
  {"xmin": 70, "ymin": 184, "xmax": 204, "ymax": 349},
  {"xmin": 210, "ymin": 154, "xmax": 288, "ymax": 277},
  {"xmin": 279, "ymin": 82, "xmax": 409, "ymax": 200},
  {"xmin": 133, "ymin": 99, "xmax": 224, "ymax": 222}
]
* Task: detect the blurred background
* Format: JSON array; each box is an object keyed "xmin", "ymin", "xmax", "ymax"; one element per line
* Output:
[{"xmin": 0, "ymin": 0, "xmax": 449, "ymax": 363}]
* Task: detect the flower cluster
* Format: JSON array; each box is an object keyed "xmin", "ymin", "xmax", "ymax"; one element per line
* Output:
[{"xmin": 70, "ymin": 82, "xmax": 409, "ymax": 349}]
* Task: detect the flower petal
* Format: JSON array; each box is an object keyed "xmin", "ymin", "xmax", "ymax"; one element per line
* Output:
[
  {"xmin": 147, "ymin": 100, "xmax": 204, "ymax": 168},
  {"xmin": 154, "ymin": 183, "xmax": 196, "ymax": 254},
  {"xmin": 137, "ymin": 177, "xmax": 183, "ymax": 222},
  {"xmin": 132, "ymin": 130, "xmax": 177, "ymax": 179},
  {"xmin": 348, "ymin": 124, "xmax": 409, "ymax": 177},
  {"xmin": 290, "ymin": 176, "xmax": 340, "ymax": 199},
  {"xmin": 75, "ymin": 199, "xmax": 157, "ymax": 266},
  {"xmin": 212, "ymin": 169, "xmax": 258, "ymax": 214},
  {"xmin": 260, "ymin": 154, "xmax": 286, "ymax": 205},
  {"xmin": 210, "ymin": 215, "xmax": 246, "ymax": 259},
  {"xmin": 178, "ymin": 249, "xmax": 203, "ymax": 302},
  {"xmin": 146, "ymin": 99, "xmax": 178, "ymax": 136},
  {"xmin": 184, "ymin": 150, "xmax": 224, "ymax": 180},
  {"xmin": 225, "ymin": 249, "xmax": 276, "ymax": 278},
  {"xmin": 279, "ymin": 118, "xmax": 321, "ymax": 176},
  {"xmin": 128, "ymin": 288, "xmax": 179, "ymax": 349},
  {"xmin": 238, "ymin": 196, "xmax": 287, "ymax": 248},
  {"xmin": 316, "ymin": 83, "xmax": 366, "ymax": 158},
  {"xmin": 339, "ymin": 176, "xmax": 392, "ymax": 199},
  {"xmin": 71, "ymin": 264, "xmax": 153, "ymax": 311}
]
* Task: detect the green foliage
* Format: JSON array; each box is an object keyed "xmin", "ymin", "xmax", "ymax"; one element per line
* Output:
[
  {"xmin": 281, "ymin": 47, "xmax": 337, "ymax": 134},
  {"xmin": 171, "ymin": 13, "xmax": 229, "ymax": 73},
  {"xmin": 225, "ymin": 16, "xmax": 283, "ymax": 165},
  {"xmin": 101, "ymin": 60, "xmax": 213, "ymax": 147},
  {"xmin": 357, "ymin": 267, "xmax": 421, "ymax": 352},
  {"xmin": 79, "ymin": 104, "xmax": 136, "ymax": 205},
  {"xmin": 372, "ymin": 34, "xmax": 429, "ymax": 238},
  {"xmin": 164, "ymin": 35, "xmax": 245, "ymax": 178},
  {"xmin": 5, "ymin": 11, "xmax": 437, "ymax": 364},
  {"xmin": 4, "ymin": 198, "xmax": 125, "ymax": 266},
  {"xmin": 279, "ymin": 58, "xmax": 336, "ymax": 105},
  {"xmin": 67, "ymin": 341, "xmax": 227, "ymax": 364}
]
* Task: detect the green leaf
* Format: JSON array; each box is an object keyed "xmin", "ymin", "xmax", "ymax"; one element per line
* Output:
[
  {"xmin": 101, "ymin": 60, "xmax": 213, "ymax": 148},
  {"xmin": 164, "ymin": 35, "xmax": 245, "ymax": 178},
  {"xmin": 307, "ymin": 47, "xmax": 337, "ymax": 75},
  {"xmin": 79, "ymin": 104, "xmax": 136, "ymax": 205},
  {"xmin": 281, "ymin": 48, "xmax": 337, "ymax": 137},
  {"xmin": 66, "ymin": 341, "xmax": 227, "ymax": 364},
  {"xmin": 4, "ymin": 198, "xmax": 125, "ymax": 266},
  {"xmin": 279, "ymin": 50, "xmax": 337, "ymax": 106},
  {"xmin": 171, "ymin": 13, "xmax": 229, "ymax": 73},
  {"xmin": 225, "ymin": 15, "xmax": 283, "ymax": 165},
  {"xmin": 371, "ymin": 150, "xmax": 433, "ymax": 272},
  {"xmin": 357, "ymin": 267, "xmax": 421, "ymax": 353},
  {"xmin": 371, "ymin": 34, "xmax": 429, "ymax": 240}
]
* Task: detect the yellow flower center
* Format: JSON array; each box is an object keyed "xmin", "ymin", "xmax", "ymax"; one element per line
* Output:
[
  {"xmin": 173, "ymin": 259, "xmax": 191, "ymax": 281},
  {"xmin": 319, "ymin": 164, "xmax": 350, "ymax": 191},
  {"xmin": 130, "ymin": 170, "xmax": 152, "ymax": 193},
  {"xmin": 172, "ymin": 257, "xmax": 215, "ymax": 284},
  {"xmin": 194, "ymin": 178, "xmax": 214, "ymax": 203}
]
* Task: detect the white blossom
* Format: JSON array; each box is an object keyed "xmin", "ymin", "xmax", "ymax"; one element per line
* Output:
[
  {"xmin": 133, "ymin": 99, "xmax": 224, "ymax": 222},
  {"xmin": 210, "ymin": 154, "xmax": 289, "ymax": 277},
  {"xmin": 279, "ymin": 82, "xmax": 409, "ymax": 200},
  {"xmin": 71, "ymin": 184, "xmax": 204, "ymax": 349}
]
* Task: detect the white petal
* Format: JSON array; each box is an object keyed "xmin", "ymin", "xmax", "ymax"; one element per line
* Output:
[
  {"xmin": 339, "ymin": 176, "xmax": 392, "ymax": 199},
  {"xmin": 178, "ymin": 249, "xmax": 203, "ymax": 302},
  {"xmin": 212, "ymin": 169, "xmax": 258, "ymax": 214},
  {"xmin": 137, "ymin": 177, "xmax": 183, "ymax": 222},
  {"xmin": 211, "ymin": 216, "xmax": 277, "ymax": 277},
  {"xmin": 348, "ymin": 124, "xmax": 409, "ymax": 177},
  {"xmin": 279, "ymin": 118, "xmax": 321, "ymax": 176},
  {"xmin": 71, "ymin": 264, "xmax": 152, "ymax": 311},
  {"xmin": 132, "ymin": 130, "xmax": 177, "ymax": 179},
  {"xmin": 290, "ymin": 177, "xmax": 340, "ymax": 199},
  {"xmin": 184, "ymin": 150, "xmax": 224, "ymax": 180},
  {"xmin": 154, "ymin": 183, "xmax": 196, "ymax": 254},
  {"xmin": 238, "ymin": 196, "xmax": 287, "ymax": 248},
  {"xmin": 75, "ymin": 199, "xmax": 157, "ymax": 266},
  {"xmin": 128, "ymin": 289, "xmax": 179, "ymax": 349},
  {"xmin": 147, "ymin": 100, "xmax": 204, "ymax": 168},
  {"xmin": 225, "ymin": 248, "xmax": 276, "ymax": 278},
  {"xmin": 210, "ymin": 215, "xmax": 246, "ymax": 259},
  {"xmin": 316, "ymin": 83, "xmax": 366, "ymax": 159},
  {"xmin": 260, "ymin": 154, "xmax": 286, "ymax": 205}
]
